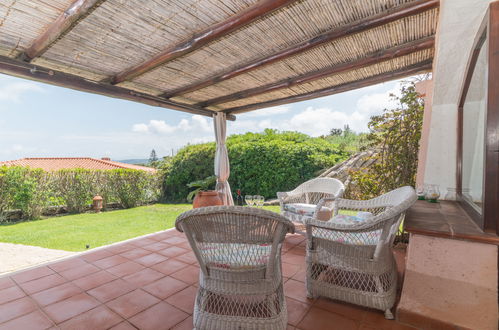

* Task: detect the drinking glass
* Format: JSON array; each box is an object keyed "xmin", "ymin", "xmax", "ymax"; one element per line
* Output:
[
  {"xmin": 245, "ymin": 195, "xmax": 254, "ymax": 206},
  {"xmin": 425, "ymin": 184, "xmax": 440, "ymax": 203},
  {"xmin": 256, "ymin": 195, "xmax": 264, "ymax": 207},
  {"xmin": 416, "ymin": 185, "xmax": 426, "ymax": 200}
]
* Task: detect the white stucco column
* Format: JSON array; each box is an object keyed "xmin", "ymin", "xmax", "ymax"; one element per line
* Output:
[{"xmin": 213, "ymin": 112, "xmax": 234, "ymax": 205}]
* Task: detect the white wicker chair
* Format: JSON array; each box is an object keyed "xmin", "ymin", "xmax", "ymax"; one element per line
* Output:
[
  {"xmin": 277, "ymin": 178, "xmax": 345, "ymax": 231},
  {"xmin": 303, "ymin": 186, "xmax": 417, "ymax": 319},
  {"xmin": 176, "ymin": 206, "xmax": 295, "ymax": 330}
]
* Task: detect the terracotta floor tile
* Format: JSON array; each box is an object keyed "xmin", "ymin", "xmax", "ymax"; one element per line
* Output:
[
  {"xmin": 170, "ymin": 265, "xmax": 199, "ymax": 285},
  {"xmin": 106, "ymin": 244, "xmax": 135, "ymax": 255},
  {"xmin": 59, "ymin": 263, "xmax": 100, "ymax": 281},
  {"xmin": 19, "ymin": 273, "xmax": 66, "ymax": 295},
  {"xmin": 0, "ymin": 310, "xmax": 53, "ymax": 330},
  {"xmin": 119, "ymin": 248, "xmax": 151, "ymax": 260},
  {"xmin": 157, "ymin": 246, "xmax": 189, "ymax": 258},
  {"xmin": 288, "ymin": 246, "xmax": 306, "ymax": 256},
  {"xmin": 106, "ymin": 289, "xmax": 160, "ymax": 318},
  {"xmin": 282, "ymin": 252, "xmax": 305, "ymax": 265},
  {"xmin": 282, "ymin": 262, "xmax": 301, "ymax": 278},
  {"xmin": 31, "ymin": 282, "xmax": 82, "ymax": 306},
  {"xmin": 162, "ymin": 236, "xmax": 186, "ymax": 245},
  {"xmin": 106, "ymin": 261, "xmax": 145, "ymax": 278},
  {"xmin": 0, "ymin": 297, "xmax": 37, "ymax": 324},
  {"xmin": 49, "ymin": 258, "xmax": 88, "ymax": 273},
  {"xmin": 0, "ymin": 277, "xmax": 15, "ymax": 290},
  {"xmin": 11, "ymin": 266, "xmax": 54, "ymax": 284},
  {"xmin": 122, "ymin": 268, "xmax": 164, "ymax": 287},
  {"xmin": 87, "ymin": 279, "xmax": 135, "ymax": 303},
  {"xmin": 286, "ymin": 325, "xmax": 296, "ymax": 330},
  {"xmin": 58, "ymin": 305, "xmax": 123, "ymax": 330},
  {"xmin": 72, "ymin": 270, "xmax": 117, "ymax": 291},
  {"xmin": 142, "ymin": 242, "xmax": 171, "ymax": 252},
  {"xmin": 151, "ymin": 259, "xmax": 189, "ymax": 275},
  {"xmin": 362, "ymin": 308, "xmax": 396, "ymax": 329},
  {"xmin": 298, "ymin": 306, "xmax": 358, "ymax": 330},
  {"xmin": 151, "ymin": 231, "xmax": 176, "ymax": 241},
  {"xmin": 128, "ymin": 302, "xmax": 188, "ymax": 330},
  {"xmin": 0, "ymin": 285, "xmax": 26, "ymax": 305},
  {"xmin": 174, "ymin": 251, "xmax": 198, "ymax": 264},
  {"xmin": 128, "ymin": 238, "xmax": 157, "ymax": 247},
  {"xmin": 80, "ymin": 249, "xmax": 114, "ymax": 263},
  {"xmin": 284, "ymin": 279, "xmax": 314, "ymax": 304},
  {"xmin": 43, "ymin": 292, "xmax": 100, "ymax": 324},
  {"xmin": 94, "ymin": 255, "xmax": 129, "ymax": 269},
  {"xmin": 286, "ymin": 297, "xmax": 311, "ymax": 326},
  {"xmin": 292, "ymin": 267, "xmax": 306, "ymax": 283},
  {"xmin": 314, "ymin": 298, "xmax": 366, "ymax": 321},
  {"xmin": 134, "ymin": 253, "xmax": 168, "ymax": 267},
  {"xmin": 165, "ymin": 286, "xmax": 198, "ymax": 314},
  {"xmin": 108, "ymin": 321, "xmax": 137, "ymax": 330},
  {"xmin": 175, "ymin": 242, "xmax": 191, "ymax": 250},
  {"xmin": 285, "ymin": 234, "xmax": 306, "ymax": 245},
  {"xmin": 143, "ymin": 276, "xmax": 189, "ymax": 300},
  {"xmin": 171, "ymin": 316, "xmax": 193, "ymax": 330}
]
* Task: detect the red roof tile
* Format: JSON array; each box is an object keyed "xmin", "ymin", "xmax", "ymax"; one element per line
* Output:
[{"xmin": 0, "ymin": 158, "xmax": 156, "ymax": 172}]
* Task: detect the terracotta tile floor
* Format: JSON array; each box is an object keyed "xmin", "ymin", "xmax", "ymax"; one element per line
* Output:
[{"xmin": 0, "ymin": 229, "xmax": 415, "ymax": 330}]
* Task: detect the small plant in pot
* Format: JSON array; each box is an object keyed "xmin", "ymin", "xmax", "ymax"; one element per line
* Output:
[{"xmin": 187, "ymin": 175, "xmax": 223, "ymax": 208}]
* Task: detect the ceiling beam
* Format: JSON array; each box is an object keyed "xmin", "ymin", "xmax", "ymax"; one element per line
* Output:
[
  {"xmin": 164, "ymin": 0, "xmax": 439, "ymax": 99},
  {"xmin": 19, "ymin": 0, "xmax": 105, "ymax": 62},
  {"xmin": 0, "ymin": 56, "xmax": 235, "ymax": 120},
  {"xmin": 111, "ymin": 0, "xmax": 298, "ymax": 84},
  {"xmin": 224, "ymin": 60, "xmax": 433, "ymax": 115},
  {"xmin": 199, "ymin": 36, "xmax": 434, "ymax": 107}
]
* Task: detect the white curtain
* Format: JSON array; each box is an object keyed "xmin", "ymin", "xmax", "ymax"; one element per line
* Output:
[{"xmin": 214, "ymin": 112, "xmax": 234, "ymax": 205}]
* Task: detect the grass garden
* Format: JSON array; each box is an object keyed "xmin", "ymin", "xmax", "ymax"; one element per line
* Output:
[{"xmin": 0, "ymin": 204, "xmax": 280, "ymax": 251}]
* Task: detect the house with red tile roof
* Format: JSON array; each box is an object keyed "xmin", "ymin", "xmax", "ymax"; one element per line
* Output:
[{"xmin": 0, "ymin": 157, "xmax": 157, "ymax": 173}]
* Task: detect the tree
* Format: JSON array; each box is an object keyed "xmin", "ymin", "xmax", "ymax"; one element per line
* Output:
[
  {"xmin": 343, "ymin": 124, "xmax": 353, "ymax": 137},
  {"xmin": 347, "ymin": 82, "xmax": 424, "ymax": 199},
  {"xmin": 330, "ymin": 128, "xmax": 342, "ymax": 136},
  {"xmin": 149, "ymin": 149, "xmax": 158, "ymax": 164}
]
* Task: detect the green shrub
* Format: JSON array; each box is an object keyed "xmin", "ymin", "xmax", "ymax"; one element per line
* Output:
[
  {"xmin": 109, "ymin": 170, "xmax": 160, "ymax": 208},
  {"xmin": 0, "ymin": 166, "xmax": 52, "ymax": 219},
  {"xmin": 55, "ymin": 169, "xmax": 96, "ymax": 213},
  {"xmin": 162, "ymin": 129, "xmax": 348, "ymax": 201}
]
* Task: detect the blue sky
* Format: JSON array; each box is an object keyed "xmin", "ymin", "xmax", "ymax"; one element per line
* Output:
[{"xmin": 0, "ymin": 74, "xmax": 403, "ymax": 161}]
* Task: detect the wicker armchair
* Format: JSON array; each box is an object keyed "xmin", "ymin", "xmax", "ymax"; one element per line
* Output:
[
  {"xmin": 176, "ymin": 206, "xmax": 295, "ymax": 330},
  {"xmin": 303, "ymin": 186, "xmax": 417, "ymax": 319},
  {"xmin": 277, "ymin": 178, "xmax": 345, "ymax": 231}
]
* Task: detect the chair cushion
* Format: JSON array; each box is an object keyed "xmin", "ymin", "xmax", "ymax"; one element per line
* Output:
[
  {"xmin": 283, "ymin": 203, "xmax": 332, "ymax": 221},
  {"xmin": 328, "ymin": 211, "xmax": 374, "ymax": 225},
  {"xmin": 200, "ymin": 243, "xmax": 271, "ymax": 270}
]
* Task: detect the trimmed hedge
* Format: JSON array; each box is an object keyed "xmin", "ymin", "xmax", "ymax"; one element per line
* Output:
[
  {"xmin": 162, "ymin": 129, "xmax": 348, "ymax": 201},
  {"xmin": 0, "ymin": 167, "xmax": 160, "ymax": 220}
]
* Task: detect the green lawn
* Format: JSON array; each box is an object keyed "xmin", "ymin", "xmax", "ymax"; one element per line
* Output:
[{"xmin": 0, "ymin": 204, "xmax": 280, "ymax": 252}]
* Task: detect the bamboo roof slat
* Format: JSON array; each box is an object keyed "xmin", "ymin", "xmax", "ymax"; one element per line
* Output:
[{"xmin": 0, "ymin": 0, "xmax": 439, "ymax": 117}]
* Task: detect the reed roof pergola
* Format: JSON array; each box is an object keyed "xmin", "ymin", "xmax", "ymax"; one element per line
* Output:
[{"xmin": 0, "ymin": 0, "xmax": 438, "ymax": 119}]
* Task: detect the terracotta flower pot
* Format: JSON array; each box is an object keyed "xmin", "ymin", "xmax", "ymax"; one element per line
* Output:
[{"xmin": 192, "ymin": 190, "xmax": 223, "ymax": 208}]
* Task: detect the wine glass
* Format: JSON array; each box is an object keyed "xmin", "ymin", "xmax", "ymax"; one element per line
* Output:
[
  {"xmin": 425, "ymin": 184, "xmax": 440, "ymax": 203},
  {"xmin": 245, "ymin": 195, "xmax": 254, "ymax": 207},
  {"xmin": 416, "ymin": 184, "xmax": 426, "ymax": 200},
  {"xmin": 256, "ymin": 195, "xmax": 264, "ymax": 207}
]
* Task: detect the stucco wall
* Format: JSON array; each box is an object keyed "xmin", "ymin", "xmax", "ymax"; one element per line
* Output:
[{"xmin": 424, "ymin": 0, "xmax": 493, "ymax": 199}]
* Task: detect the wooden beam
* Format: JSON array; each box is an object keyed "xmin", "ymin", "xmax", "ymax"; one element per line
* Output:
[
  {"xmin": 111, "ymin": 0, "xmax": 298, "ymax": 84},
  {"xmin": 199, "ymin": 36, "xmax": 434, "ymax": 107},
  {"xmin": 224, "ymin": 60, "xmax": 433, "ymax": 115},
  {"xmin": 0, "ymin": 55, "xmax": 235, "ymax": 120},
  {"xmin": 164, "ymin": 0, "xmax": 439, "ymax": 99},
  {"xmin": 19, "ymin": 0, "xmax": 105, "ymax": 62}
]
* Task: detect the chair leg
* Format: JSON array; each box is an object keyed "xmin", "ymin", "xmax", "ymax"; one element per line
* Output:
[{"xmin": 384, "ymin": 309, "xmax": 394, "ymax": 320}]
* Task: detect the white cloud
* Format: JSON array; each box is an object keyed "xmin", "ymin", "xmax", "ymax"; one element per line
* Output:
[
  {"xmin": 240, "ymin": 106, "xmax": 291, "ymax": 117},
  {"xmin": 132, "ymin": 115, "xmax": 212, "ymax": 135},
  {"xmin": 356, "ymin": 83, "xmax": 401, "ymax": 116},
  {"xmin": 0, "ymin": 80, "xmax": 44, "ymax": 102}
]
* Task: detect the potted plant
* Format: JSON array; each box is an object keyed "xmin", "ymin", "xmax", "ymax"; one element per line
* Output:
[{"xmin": 187, "ymin": 176, "xmax": 223, "ymax": 208}]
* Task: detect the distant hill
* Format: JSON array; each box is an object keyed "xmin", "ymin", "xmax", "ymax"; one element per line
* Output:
[{"xmin": 116, "ymin": 159, "xmax": 150, "ymax": 165}]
